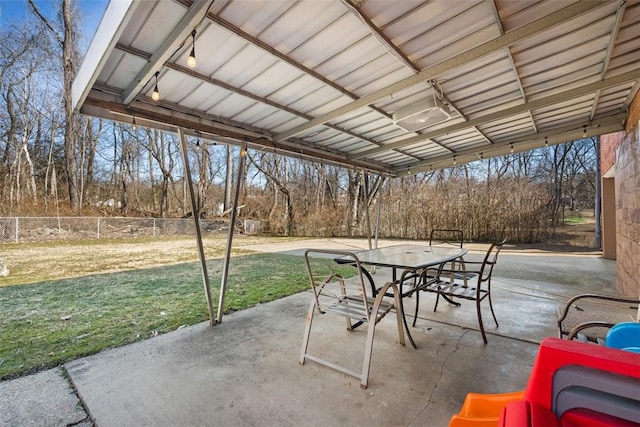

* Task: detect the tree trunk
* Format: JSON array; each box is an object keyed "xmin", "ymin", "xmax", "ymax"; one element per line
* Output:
[
  {"xmin": 197, "ymin": 141, "xmax": 210, "ymax": 215},
  {"xmin": 224, "ymin": 145, "xmax": 233, "ymax": 211},
  {"xmin": 28, "ymin": 0, "xmax": 81, "ymax": 211},
  {"xmin": 346, "ymin": 170, "xmax": 361, "ymax": 236},
  {"xmin": 62, "ymin": 0, "xmax": 79, "ymax": 210}
]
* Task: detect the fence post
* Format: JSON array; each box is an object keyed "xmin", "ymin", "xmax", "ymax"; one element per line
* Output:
[
  {"xmin": 97, "ymin": 218, "xmax": 101, "ymax": 239},
  {"xmin": 15, "ymin": 217, "xmax": 19, "ymax": 243}
]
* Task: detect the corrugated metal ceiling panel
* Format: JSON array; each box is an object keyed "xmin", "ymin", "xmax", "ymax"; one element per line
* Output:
[{"xmin": 73, "ymin": 0, "xmax": 640, "ymax": 176}]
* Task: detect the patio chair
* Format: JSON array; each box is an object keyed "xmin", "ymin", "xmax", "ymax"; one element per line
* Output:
[
  {"xmin": 299, "ymin": 249, "xmax": 405, "ymax": 389},
  {"xmin": 423, "ymin": 228, "xmax": 468, "ymax": 286},
  {"xmin": 429, "ymin": 228, "xmax": 464, "ymax": 248},
  {"xmin": 393, "ymin": 229, "xmax": 467, "ymax": 304},
  {"xmin": 415, "ymin": 238, "xmax": 507, "ymax": 344},
  {"xmin": 377, "ymin": 229, "xmax": 465, "ymax": 301},
  {"xmin": 557, "ymin": 294, "xmax": 639, "ymax": 344}
]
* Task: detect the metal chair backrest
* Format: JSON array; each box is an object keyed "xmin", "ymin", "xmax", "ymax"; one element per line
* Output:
[
  {"xmin": 304, "ymin": 249, "xmax": 372, "ymax": 323},
  {"xmin": 478, "ymin": 237, "xmax": 507, "ymax": 284},
  {"xmin": 429, "ymin": 229, "xmax": 464, "ymax": 248}
]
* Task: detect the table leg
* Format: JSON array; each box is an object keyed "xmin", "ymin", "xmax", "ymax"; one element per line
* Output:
[
  {"xmin": 370, "ymin": 266, "xmax": 417, "ymax": 349},
  {"xmin": 398, "ymin": 293, "xmax": 417, "ymax": 349}
]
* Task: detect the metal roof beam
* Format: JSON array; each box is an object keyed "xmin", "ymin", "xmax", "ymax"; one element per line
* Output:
[
  {"xmin": 274, "ymin": 0, "xmax": 606, "ymax": 142},
  {"xmin": 81, "ymin": 89, "xmax": 393, "ymax": 175},
  {"xmin": 353, "ymin": 68, "xmax": 640, "ymax": 159},
  {"xmin": 487, "ymin": 0, "xmax": 527, "ymax": 101},
  {"xmin": 589, "ymin": 0, "xmax": 626, "ymax": 120},
  {"xmin": 120, "ymin": 0, "xmax": 212, "ymax": 105},
  {"xmin": 339, "ymin": 0, "xmax": 419, "ymax": 72}
]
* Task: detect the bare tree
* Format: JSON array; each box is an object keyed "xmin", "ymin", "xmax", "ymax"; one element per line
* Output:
[
  {"xmin": 78, "ymin": 117, "xmax": 102, "ymax": 207},
  {"xmin": 28, "ymin": 0, "xmax": 81, "ymax": 211},
  {"xmin": 247, "ymin": 152, "xmax": 295, "ymax": 236},
  {"xmin": 0, "ymin": 22, "xmax": 56, "ymax": 212},
  {"xmin": 194, "ymin": 139, "xmax": 212, "ymax": 215},
  {"xmin": 144, "ymin": 129, "xmax": 177, "ymax": 217}
]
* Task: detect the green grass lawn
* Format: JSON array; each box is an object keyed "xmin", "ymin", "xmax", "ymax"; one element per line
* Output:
[
  {"xmin": 0, "ymin": 252, "xmax": 352, "ymax": 380},
  {"xmin": 564, "ymin": 216, "xmax": 586, "ymax": 225}
]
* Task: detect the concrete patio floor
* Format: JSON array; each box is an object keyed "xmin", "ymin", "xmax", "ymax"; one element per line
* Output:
[{"xmin": 0, "ymin": 239, "xmax": 618, "ymax": 427}]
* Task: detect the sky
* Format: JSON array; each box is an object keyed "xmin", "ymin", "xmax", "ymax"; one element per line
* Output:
[{"xmin": 0, "ymin": 0, "xmax": 110, "ymax": 53}]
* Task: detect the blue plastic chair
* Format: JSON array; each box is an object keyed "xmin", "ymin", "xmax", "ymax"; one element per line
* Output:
[{"xmin": 605, "ymin": 322, "xmax": 640, "ymax": 352}]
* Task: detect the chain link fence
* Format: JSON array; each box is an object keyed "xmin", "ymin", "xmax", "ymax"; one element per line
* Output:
[{"xmin": 0, "ymin": 217, "xmax": 261, "ymax": 243}]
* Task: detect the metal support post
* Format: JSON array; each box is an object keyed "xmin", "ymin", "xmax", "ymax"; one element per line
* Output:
[
  {"xmin": 216, "ymin": 143, "xmax": 246, "ymax": 324},
  {"xmin": 178, "ymin": 127, "xmax": 216, "ymax": 326},
  {"xmin": 361, "ymin": 170, "xmax": 372, "ymax": 250},
  {"xmin": 374, "ymin": 177, "xmax": 382, "ymax": 250}
]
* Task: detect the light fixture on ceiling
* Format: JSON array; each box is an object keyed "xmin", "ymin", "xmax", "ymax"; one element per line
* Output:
[
  {"xmin": 392, "ymin": 84, "xmax": 452, "ymax": 132},
  {"xmin": 510, "ymin": 143, "xmax": 514, "ymax": 154},
  {"xmin": 132, "ymin": 116, "xmax": 137, "ymax": 131},
  {"xmin": 582, "ymin": 126, "xmax": 587, "ymax": 138},
  {"xmin": 453, "ymin": 156, "xmax": 457, "ymax": 165},
  {"xmin": 151, "ymin": 71, "xmax": 160, "ymax": 101},
  {"xmin": 545, "ymin": 137, "xmax": 548, "ymax": 147},
  {"xmin": 188, "ymin": 30, "xmax": 197, "ymax": 68}
]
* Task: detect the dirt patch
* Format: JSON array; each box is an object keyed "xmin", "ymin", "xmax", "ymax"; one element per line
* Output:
[
  {"xmin": 0, "ymin": 235, "xmax": 305, "ymax": 286},
  {"xmin": 514, "ymin": 220, "xmax": 598, "ymax": 252},
  {"xmin": 550, "ymin": 222, "xmax": 596, "ymax": 247}
]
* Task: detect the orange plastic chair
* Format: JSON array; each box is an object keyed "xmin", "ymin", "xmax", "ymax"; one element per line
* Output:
[{"xmin": 449, "ymin": 390, "xmax": 525, "ymax": 427}]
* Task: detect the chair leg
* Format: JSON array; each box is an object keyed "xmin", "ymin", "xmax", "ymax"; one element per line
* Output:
[
  {"xmin": 359, "ymin": 285, "xmax": 408, "ymax": 389},
  {"xmin": 345, "ymin": 316, "xmax": 354, "ymax": 331},
  {"xmin": 391, "ymin": 290, "xmax": 407, "ymax": 347},
  {"xmin": 300, "ymin": 298, "xmax": 317, "ymax": 364},
  {"xmin": 434, "ymin": 291, "xmax": 441, "ymax": 312},
  {"xmin": 488, "ymin": 292, "xmax": 499, "ymax": 327},
  {"xmin": 361, "ymin": 292, "xmax": 385, "ymax": 389},
  {"xmin": 476, "ymin": 298, "xmax": 488, "ymax": 344},
  {"xmin": 360, "ymin": 319, "xmax": 376, "ymax": 390},
  {"xmin": 412, "ymin": 290, "xmax": 421, "ymax": 327}
]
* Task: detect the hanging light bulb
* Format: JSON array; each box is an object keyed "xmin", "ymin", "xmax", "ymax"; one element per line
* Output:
[
  {"xmin": 132, "ymin": 116, "xmax": 137, "ymax": 131},
  {"xmin": 453, "ymin": 156, "xmax": 457, "ymax": 165},
  {"xmin": 582, "ymin": 126, "xmax": 587, "ymax": 138},
  {"xmin": 510, "ymin": 144, "xmax": 514, "ymax": 154},
  {"xmin": 152, "ymin": 71, "xmax": 160, "ymax": 101},
  {"xmin": 545, "ymin": 137, "xmax": 548, "ymax": 147},
  {"xmin": 187, "ymin": 30, "xmax": 197, "ymax": 68}
]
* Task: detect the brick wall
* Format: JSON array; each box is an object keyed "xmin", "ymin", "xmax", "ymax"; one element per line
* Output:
[
  {"xmin": 600, "ymin": 132, "xmax": 623, "ymax": 174},
  {"xmin": 614, "ymin": 91, "xmax": 640, "ymax": 297}
]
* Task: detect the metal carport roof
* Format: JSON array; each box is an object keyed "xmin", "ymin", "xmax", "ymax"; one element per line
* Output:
[{"xmin": 73, "ymin": 0, "xmax": 640, "ymax": 177}]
